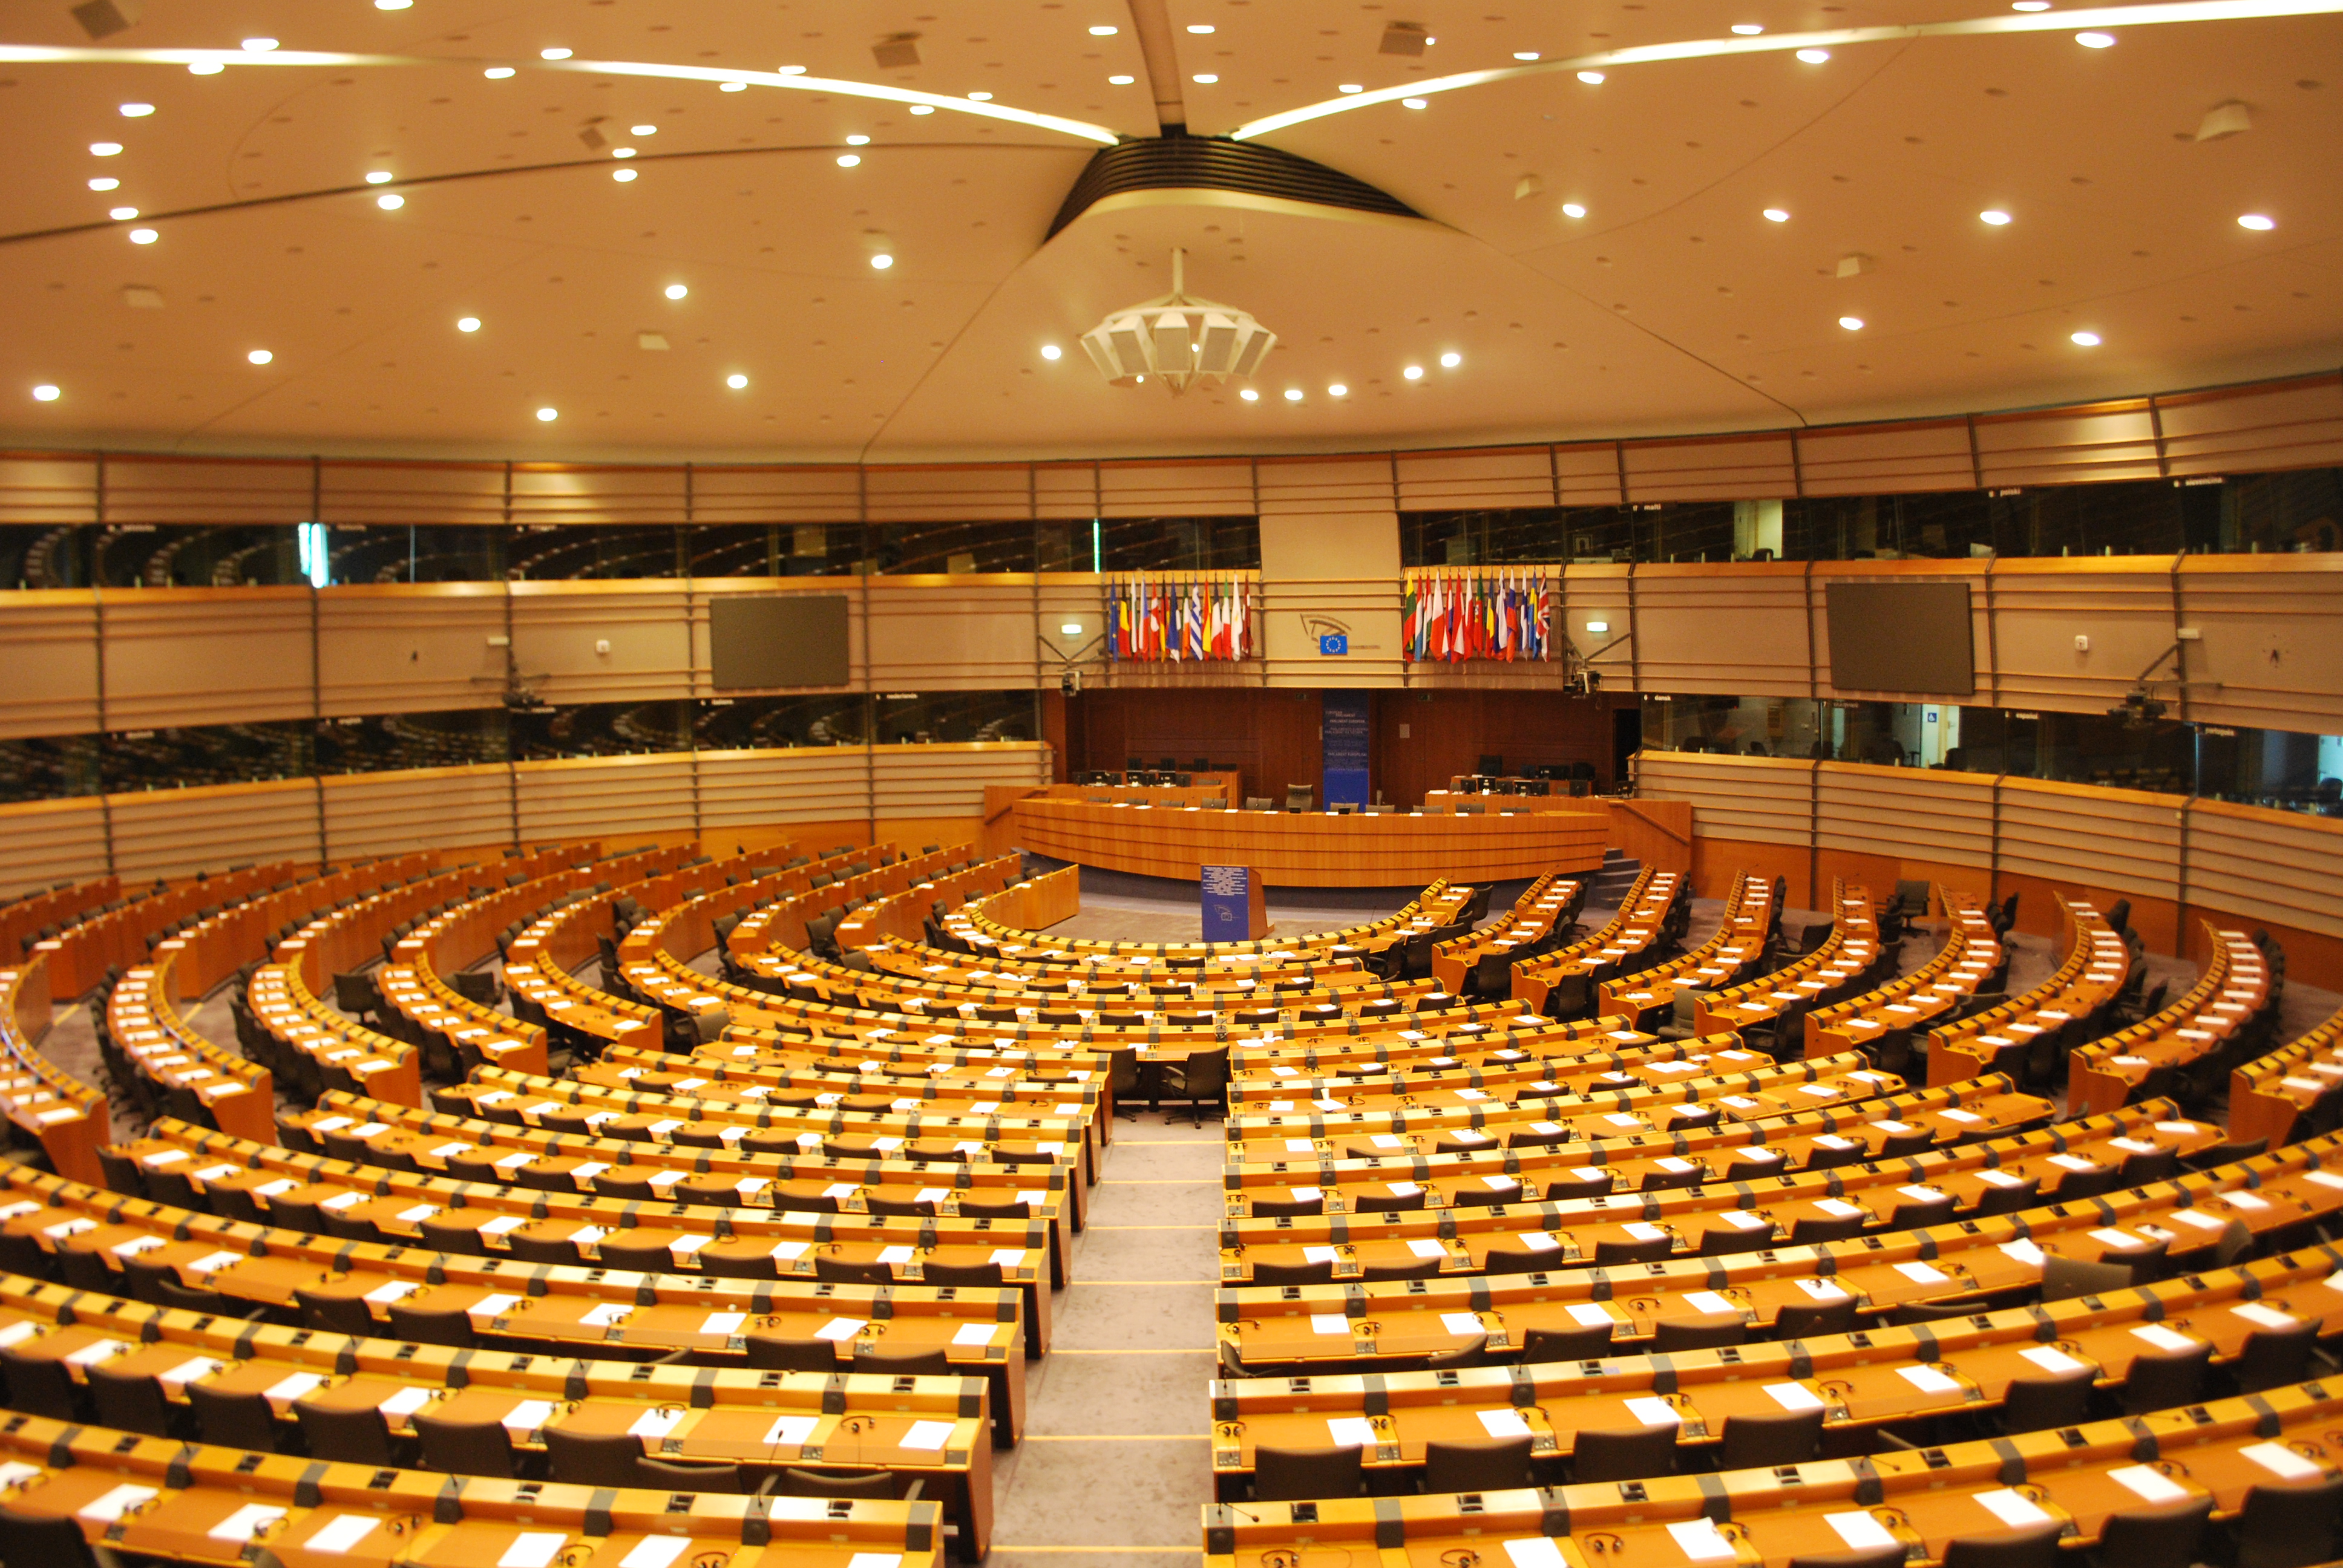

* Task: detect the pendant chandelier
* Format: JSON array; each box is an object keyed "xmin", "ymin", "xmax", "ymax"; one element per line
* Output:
[{"xmin": 1077, "ymin": 248, "xmax": 1277, "ymax": 395}]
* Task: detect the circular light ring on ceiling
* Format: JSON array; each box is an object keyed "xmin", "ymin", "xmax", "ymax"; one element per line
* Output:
[
  {"xmin": 1980, "ymin": 209, "xmax": 2013, "ymax": 224},
  {"xmin": 2237, "ymin": 213, "xmax": 2276, "ymax": 230},
  {"xmin": 870, "ymin": 253, "xmax": 894, "ymax": 269},
  {"xmin": 535, "ymin": 407, "xmax": 558, "ymax": 422},
  {"xmin": 119, "ymin": 101, "xmax": 154, "ymax": 116},
  {"xmin": 726, "ymin": 373, "xmax": 749, "ymax": 390},
  {"xmin": 31, "ymin": 385, "xmax": 60, "ymax": 402},
  {"xmin": 1838, "ymin": 316, "xmax": 1866, "ymax": 330},
  {"xmin": 1561, "ymin": 202, "xmax": 1586, "ymax": 218},
  {"xmin": 1762, "ymin": 207, "xmax": 1790, "ymax": 223},
  {"xmin": 1796, "ymin": 48, "xmax": 1831, "ymax": 62},
  {"xmin": 456, "ymin": 317, "xmax": 481, "ymax": 332},
  {"xmin": 483, "ymin": 67, "xmax": 516, "ymax": 78},
  {"xmin": 127, "ymin": 227, "xmax": 157, "ymax": 244},
  {"xmin": 612, "ymin": 168, "xmax": 637, "ymax": 181},
  {"xmin": 376, "ymin": 192, "xmax": 404, "ymax": 209},
  {"xmin": 836, "ymin": 152, "xmax": 860, "ymax": 166},
  {"xmin": 2071, "ymin": 330, "xmax": 2102, "ymax": 346},
  {"xmin": 1403, "ymin": 365, "xmax": 1424, "ymax": 380},
  {"xmin": 1040, "ymin": 344, "xmax": 1062, "ymax": 361},
  {"xmin": 1239, "ymin": 388, "xmax": 1259, "ymax": 401},
  {"xmin": 1440, "ymin": 351, "xmax": 1462, "ymax": 368},
  {"xmin": 664, "ymin": 284, "xmax": 689, "ymax": 299},
  {"xmin": 2076, "ymin": 31, "xmax": 2116, "ymax": 45},
  {"xmin": 1283, "ymin": 388, "xmax": 1303, "ymax": 400},
  {"xmin": 247, "ymin": 349, "xmax": 273, "ymax": 365}
]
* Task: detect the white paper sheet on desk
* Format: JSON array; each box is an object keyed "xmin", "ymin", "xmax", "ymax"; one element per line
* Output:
[
  {"xmin": 66, "ymin": 1340, "xmax": 129, "ymax": 1367},
  {"xmin": 1894, "ymin": 1261, "xmax": 1947, "ymax": 1283},
  {"xmin": 627, "ymin": 1408, "xmax": 684, "ymax": 1439},
  {"xmin": 1898, "ymin": 1365, "xmax": 1960, "ymax": 1394},
  {"xmin": 1622, "ymin": 1222, "xmax": 1666, "ymax": 1241},
  {"xmin": 364, "ymin": 1281, "xmax": 418, "ymax": 1305},
  {"xmin": 1406, "ymin": 1239, "xmax": 1448, "ymax": 1259},
  {"xmin": 1826, "ymin": 1512, "xmax": 1898, "ymax": 1551},
  {"xmin": 1501, "ymin": 1540, "xmax": 1567, "ymax": 1568},
  {"xmin": 2108, "ymin": 1464, "xmax": 2191, "ymax": 1504},
  {"xmin": 480, "ymin": 1215, "xmax": 526, "ymax": 1236},
  {"xmin": 1325, "ymin": 1416, "xmax": 1376, "ymax": 1447},
  {"xmin": 1477, "ymin": 1408, "xmax": 1532, "ymax": 1438},
  {"xmin": 1437, "ymin": 1312, "xmax": 1484, "ymax": 1336},
  {"xmin": 77, "ymin": 1484, "xmax": 158, "ymax": 1523},
  {"xmin": 2019, "ymin": 1345, "xmax": 2089, "ymax": 1375},
  {"xmin": 580, "ymin": 1303, "xmax": 630, "ymax": 1328},
  {"xmin": 621, "ymin": 1538, "xmax": 692, "ymax": 1568},
  {"xmin": 1684, "ymin": 1292, "xmax": 1735, "ymax": 1316},
  {"xmin": 1666, "ymin": 1518, "xmax": 1738, "ymax": 1561},
  {"xmin": 816, "ymin": 1316, "xmax": 866, "ymax": 1341},
  {"xmin": 2132, "ymin": 1324, "xmax": 2198, "ymax": 1353},
  {"xmin": 1624, "ymin": 1396, "xmax": 1679, "ymax": 1427},
  {"xmin": 2242, "ymin": 1440, "xmax": 2324, "ymax": 1480},
  {"xmin": 900, "ymin": 1419, "xmax": 955, "ymax": 1451},
  {"xmin": 1795, "ymin": 1279, "xmax": 1850, "ymax": 1301},
  {"xmin": 1309, "ymin": 1313, "xmax": 1351, "ymax": 1336},
  {"xmin": 378, "ymin": 1387, "xmax": 433, "ymax": 1417},
  {"xmin": 157, "ymin": 1356, "xmax": 223, "ymax": 1387},
  {"xmin": 952, "ymin": 1322, "xmax": 995, "ymax": 1346},
  {"xmin": 303, "ymin": 1515, "xmax": 380, "ymax": 1556},
  {"xmin": 1972, "ymin": 1489, "xmax": 2051, "ymax": 1527},
  {"xmin": 1558, "ymin": 1302, "xmax": 1614, "ymax": 1327},
  {"xmin": 1766, "ymin": 1382, "xmax": 1825, "ymax": 1411},
  {"xmin": 499, "ymin": 1532, "xmax": 569, "ymax": 1568},
  {"xmin": 468, "ymin": 1294, "xmax": 522, "ymax": 1318},
  {"xmin": 501, "ymin": 1400, "xmax": 556, "ymax": 1434}
]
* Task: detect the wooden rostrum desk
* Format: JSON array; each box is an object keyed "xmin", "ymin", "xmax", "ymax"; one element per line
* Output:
[
  {"xmin": 124, "ymin": 1119, "xmax": 1058, "ymax": 1360},
  {"xmin": 1202, "ymin": 1379, "xmax": 2343, "ymax": 1567},
  {"xmin": 1214, "ymin": 1121, "xmax": 2343, "ymax": 1376},
  {"xmin": 0, "ymin": 1165, "xmax": 1032, "ymax": 1449},
  {"xmin": 2227, "ymin": 1002, "xmax": 2343, "ymax": 1149},
  {"xmin": 275, "ymin": 1094, "xmax": 1075, "ymax": 1298},
  {"xmin": 1005, "ymin": 799, "xmax": 1610, "ymax": 887},
  {"xmin": 0, "ymin": 1411, "xmax": 943, "ymax": 1568},
  {"xmin": 0, "ymin": 1273, "xmax": 991, "ymax": 1559}
]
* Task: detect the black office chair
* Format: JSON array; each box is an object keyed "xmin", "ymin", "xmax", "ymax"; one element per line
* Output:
[
  {"xmin": 543, "ymin": 1427, "xmax": 649, "ymax": 1488},
  {"xmin": 1253, "ymin": 1443, "xmax": 1363, "ymax": 1502},
  {"xmin": 2120, "ymin": 1342, "xmax": 2212, "ymax": 1415},
  {"xmin": 0, "ymin": 1345, "xmax": 79, "ymax": 1421},
  {"xmin": 1421, "ymin": 1436, "xmax": 1536, "ymax": 1494},
  {"xmin": 2232, "ymin": 1319, "xmax": 2319, "ymax": 1395},
  {"xmin": 1570, "ymin": 1423, "xmax": 1677, "ymax": 1483},
  {"xmin": 0, "ymin": 1501, "xmax": 103, "ymax": 1568},
  {"xmin": 1519, "ymin": 1323, "xmax": 1613, "ymax": 1363},
  {"xmin": 1773, "ymin": 1297, "xmax": 1859, "ymax": 1339},
  {"xmin": 741, "ymin": 1334, "xmax": 839, "ymax": 1372},
  {"xmin": 2230, "ymin": 1476, "xmax": 2343, "ymax": 1568},
  {"xmin": 412, "ymin": 1409, "xmax": 523, "ymax": 1478},
  {"xmin": 1715, "ymin": 1407, "xmax": 1823, "ymax": 1471},
  {"xmin": 1652, "ymin": 1313, "xmax": 1746, "ymax": 1353},
  {"xmin": 1996, "ymin": 1368, "xmax": 2094, "ymax": 1434},
  {"xmin": 387, "ymin": 1301, "xmax": 479, "ymax": 1348},
  {"xmin": 2092, "ymin": 1495, "xmax": 2214, "ymax": 1568},
  {"xmin": 293, "ymin": 1400, "xmax": 409, "ymax": 1466},
  {"xmin": 86, "ymin": 1364, "xmax": 185, "ymax": 1440},
  {"xmin": 186, "ymin": 1383, "xmax": 285, "ymax": 1453},
  {"xmin": 1939, "ymin": 1520, "xmax": 2066, "ymax": 1568}
]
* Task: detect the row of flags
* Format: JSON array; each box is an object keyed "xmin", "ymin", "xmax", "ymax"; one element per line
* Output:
[
  {"xmin": 1403, "ymin": 569, "xmax": 1555, "ymax": 662},
  {"xmin": 1107, "ymin": 573, "xmax": 1254, "ymax": 662}
]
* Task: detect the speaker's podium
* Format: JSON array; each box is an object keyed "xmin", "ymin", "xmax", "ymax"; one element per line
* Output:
[{"xmin": 1201, "ymin": 864, "xmax": 1268, "ymax": 942}]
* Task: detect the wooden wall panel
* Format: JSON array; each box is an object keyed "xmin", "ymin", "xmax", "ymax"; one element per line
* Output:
[
  {"xmin": 1632, "ymin": 563, "xmax": 1811, "ymax": 699},
  {"xmin": 1994, "ymin": 777, "xmax": 2181, "ymax": 906},
  {"xmin": 100, "ymin": 588, "xmax": 315, "ymax": 730},
  {"xmin": 1633, "ymin": 751, "xmax": 1813, "ymax": 847},
  {"xmin": 1394, "ymin": 448, "xmax": 1555, "ymax": 512},
  {"xmin": 0, "ymin": 457, "xmax": 98, "ymax": 527},
  {"xmin": 1371, "ymin": 690, "xmax": 1630, "ymax": 806},
  {"xmin": 1071, "ymin": 688, "xmax": 1323, "ymax": 808},
  {"xmin": 511, "ymin": 583, "xmax": 696, "ymax": 707},
  {"xmin": 1815, "ymin": 763, "xmax": 1995, "ymax": 871},
  {"xmin": 696, "ymin": 748, "xmax": 873, "ymax": 829},
  {"xmin": 0, "ymin": 592, "xmax": 100, "ymax": 739},
  {"xmin": 1971, "ymin": 401, "xmax": 2165, "ymax": 488},
  {"xmin": 1984, "ymin": 560, "xmax": 2176, "ymax": 712},
  {"xmin": 2174, "ymin": 555, "xmax": 2343, "ymax": 735},
  {"xmin": 321, "ymin": 765, "xmax": 514, "ymax": 863},
  {"xmin": 863, "ymin": 465, "xmax": 1033, "ymax": 524},
  {"xmin": 687, "ymin": 466, "xmax": 862, "ymax": 528},
  {"xmin": 505, "ymin": 466, "xmax": 689, "ymax": 528},
  {"xmin": 106, "ymin": 778, "xmax": 318, "ymax": 884},
  {"xmin": 1096, "ymin": 460, "xmax": 1256, "ymax": 518},
  {"xmin": 1624, "ymin": 433, "xmax": 1799, "ymax": 503},
  {"xmin": 318, "ymin": 583, "xmax": 510, "ymax": 717},
  {"xmin": 514, "ymin": 753, "xmax": 697, "ymax": 843},
  {"xmin": 871, "ymin": 743, "xmax": 1050, "ymax": 822},
  {"xmin": 0, "ymin": 797, "xmax": 110, "ymax": 898},
  {"xmin": 317, "ymin": 462, "xmax": 508, "ymax": 528},
  {"xmin": 865, "ymin": 575, "xmax": 1039, "ymax": 691},
  {"xmin": 101, "ymin": 456, "xmax": 313, "ymax": 526},
  {"xmin": 2182, "ymin": 799, "xmax": 2343, "ymax": 942},
  {"xmin": 1253, "ymin": 459, "xmax": 1396, "ymax": 518},
  {"xmin": 1794, "ymin": 420, "xmax": 1976, "ymax": 497},
  {"xmin": 2155, "ymin": 374, "xmax": 2343, "ymax": 477}
]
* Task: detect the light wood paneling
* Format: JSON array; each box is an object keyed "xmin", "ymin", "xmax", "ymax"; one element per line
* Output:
[
  {"xmin": 0, "ymin": 797, "xmax": 109, "ymax": 895},
  {"xmin": 514, "ymin": 753, "xmax": 698, "ymax": 844},
  {"xmin": 1794, "ymin": 419, "xmax": 1977, "ymax": 497},
  {"xmin": 0, "ymin": 591, "xmax": 99, "ymax": 739},
  {"xmin": 318, "ymin": 583, "xmax": 510, "ymax": 717},
  {"xmin": 107, "ymin": 777, "xmax": 318, "ymax": 884},
  {"xmin": 1624, "ymin": 432, "xmax": 1799, "ymax": 503},
  {"xmin": 100, "ymin": 587, "xmax": 314, "ymax": 730},
  {"xmin": 322, "ymin": 765, "xmax": 514, "ymax": 863},
  {"xmin": 1817, "ymin": 763, "xmax": 1995, "ymax": 872},
  {"xmin": 1634, "ymin": 562, "xmax": 1812, "ymax": 700}
]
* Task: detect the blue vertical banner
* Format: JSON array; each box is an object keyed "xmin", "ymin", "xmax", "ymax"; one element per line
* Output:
[
  {"xmin": 1322, "ymin": 690, "xmax": 1371, "ymax": 809},
  {"xmin": 1201, "ymin": 864, "xmax": 1267, "ymax": 941}
]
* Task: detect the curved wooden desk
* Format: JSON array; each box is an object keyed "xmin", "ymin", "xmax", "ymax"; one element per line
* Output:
[{"xmin": 1006, "ymin": 800, "xmax": 1608, "ymax": 886}]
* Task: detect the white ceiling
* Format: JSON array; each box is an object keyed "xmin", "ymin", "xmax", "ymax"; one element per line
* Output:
[{"xmin": 0, "ymin": 0, "xmax": 2334, "ymax": 463}]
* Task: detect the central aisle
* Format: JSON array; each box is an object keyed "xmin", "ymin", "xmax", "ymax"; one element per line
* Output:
[{"xmin": 988, "ymin": 1112, "xmax": 1222, "ymax": 1567}]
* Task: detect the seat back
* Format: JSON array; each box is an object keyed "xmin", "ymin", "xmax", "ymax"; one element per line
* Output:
[
  {"xmin": 295, "ymin": 1400, "xmax": 398, "ymax": 1465},
  {"xmin": 1421, "ymin": 1436, "xmax": 1535, "ymax": 1494},
  {"xmin": 543, "ymin": 1427, "xmax": 646, "ymax": 1488},
  {"xmin": 413, "ymin": 1410, "xmax": 517, "ymax": 1477},
  {"xmin": 1253, "ymin": 1443, "xmax": 1363, "ymax": 1503}
]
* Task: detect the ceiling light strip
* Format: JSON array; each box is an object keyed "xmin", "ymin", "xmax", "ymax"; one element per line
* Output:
[
  {"xmin": 0, "ymin": 47, "xmax": 1119, "ymax": 146},
  {"xmin": 1229, "ymin": 0, "xmax": 2343, "ymax": 139}
]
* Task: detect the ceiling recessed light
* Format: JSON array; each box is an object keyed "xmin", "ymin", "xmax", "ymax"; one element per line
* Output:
[
  {"xmin": 1838, "ymin": 315, "xmax": 1865, "ymax": 330},
  {"xmin": 88, "ymin": 177, "xmax": 117, "ymax": 191},
  {"xmin": 365, "ymin": 171, "xmax": 394, "ymax": 185},
  {"xmin": 1108, "ymin": 74, "xmax": 1135, "ymax": 85},
  {"xmin": 612, "ymin": 167, "xmax": 637, "ymax": 181},
  {"xmin": 457, "ymin": 316, "xmax": 481, "ymax": 332},
  {"xmin": 2013, "ymin": 1, "xmax": 2051, "ymax": 8},
  {"xmin": 1980, "ymin": 209, "xmax": 2013, "ymax": 224},
  {"xmin": 1796, "ymin": 48, "xmax": 1830, "ymax": 63},
  {"xmin": 720, "ymin": 80, "xmax": 746, "ymax": 91},
  {"xmin": 2071, "ymin": 330, "xmax": 2102, "ymax": 346},
  {"xmin": 908, "ymin": 104, "xmax": 934, "ymax": 114},
  {"xmin": 31, "ymin": 385, "xmax": 59, "ymax": 402},
  {"xmin": 375, "ymin": 0, "xmax": 411, "ymax": 8},
  {"xmin": 247, "ymin": 348, "xmax": 273, "ymax": 365},
  {"xmin": 541, "ymin": 47, "xmax": 572, "ymax": 60},
  {"xmin": 1187, "ymin": 23, "xmax": 1216, "ymax": 33},
  {"xmin": 483, "ymin": 66, "xmax": 515, "ymax": 79},
  {"xmin": 1283, "ymin": 388, "xmax": 1303, "ymax": 400},
  {"xmin": 108, "ymin": 206, "xmax": 137, "ymax": 220},
  {"xmin": 776, "ymin": 65, "xmax": 807, "ymax": 76},
  {"xmin": 241, "ymin": 37, "xmax": 277, "ymax": 51},
  {"xmin": 870, "ymin": 253, "xmax": 894, "ymax": 269},
  {"xmin": 188, "ymin": 60, "xmax": 223, "ymax": 75},
  {"xmin": 1193, "ymin": 73, "xmax": 1218, "ymax": 83},
  {"xmin": 836, "ymin": 152, "xmax": 860, "ymax": 166},
  {"xmin": 1763, "ymin": 207, "xmax": 1790, "ymax": 222},
  {"xmin": 90, "ymin": 142, "xmax": 122, "ymax": 156},
  {"xmin": 2075, "ymin": 31, "xmax": 2115, "ymax": 46},
  {"xmin": 1040, "ymin": 344, "xmax": 1062, "ymax": 360},
  {"xmin": 2238, "ymin": 212, "xmax": 2276, "ymax": 230},
  {"xmin": 1239, "ymin": 387, "xmax": 1259, "ymax": 401},
  {"xmin": 119, "ymin": 102, "xmax": 154, "ymax": 117},
  {"xmin": 1061, "ymin": 621, "xmax": 1083, "ymax": 635},
  {"xmin": 1337, "ymin": 83, "xmax": 1365, "ymax": 93},
  {"xmin": 1403, "ymin": 364, "xmax": 1424, "ymax": 379},
  {"xmin": 726, "ymin": 373, "xmax": 749, "ymax": 390},
  {"xmin": 536, "ymin": 407, "xmax": 558, "ymax": 422},
  {"xmin": 1577, "ymin": 70, "xmax": 1605, "ymax": 84},
  {"xmin": 1089, "ymin": 24, "xmax": 1118, "ymax": 35},
  {"xmin": 1513, "ymin": 50, "xmax": 1541, "ymax": 60},
  {"xmin": 966, "ymin": 91, "xmax": 993, "ymax": 101},
  {"xmin": 612, "ymin": 148, "xmax": 636, "ymax": 158},
  {"xmin": 631, "ymin": 124, "xmax": 657, "ymax": 136},
  {"xmin": 1561, "ymin": 201, "xmax": 1587, "ymax": 218},
  {"xmin": 1440, "ymin": 351, "xmax": 1462, "ymax": 368},
  {"xmin": 1732, "ymin": 23, "xmax": 1766, "ymax": 34},
  {"xmin": 376, "ymin": 192, "xmax": 404, "ymax": 209},
  {"xmin": 845, "ymin": 134, "xmax": 870, "ymax": 145},
  {"xmin": 128, "ymin": 227, "xmax": 156, "ymax": 244},
  {"xmin": 1402, "ymin": 97, "xmax": 1427, "ymax": 108},
  {"xmin": 664, "ymin": 284, "xmax": 689, "ymax": 299},
  {"xmin": 1328, "ymin": 383, "xmax": 1348, "ymax": 396}
]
